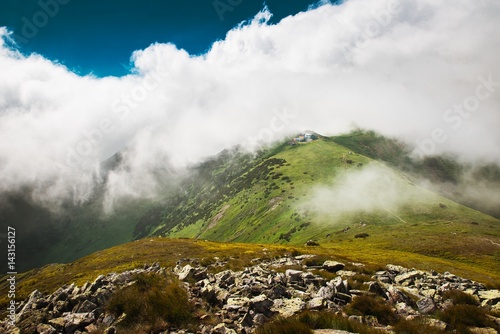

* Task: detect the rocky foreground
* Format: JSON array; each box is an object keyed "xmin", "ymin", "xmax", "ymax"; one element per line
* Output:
[{"xmin": 2, "ymin": 254, "xmax": 500, "ymax": 334}]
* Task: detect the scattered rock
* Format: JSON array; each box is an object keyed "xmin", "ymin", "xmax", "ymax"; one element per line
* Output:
[
  {"xmin": 315, "ymin": 286, "xmax": 335, "ymax": 300},
  {"xmin": 308, "ymin": 297, "xmax": 325, "ymax": 309},
  {"xmin": 322, "ymin": 261, "xmax": 345, "ymax": 272},
  {"xmin": 103, "ymin": 326, "xmax": 116, "ymax": 334},
  {"xmin": 305, "ymin": 240, "xmax": 320, "ymax": 246},
  {"xmin": 424, "ymin": 318, "xmax": 448, "ymax": 331},
  {"xmin": 272, "ymin": 298, "xmax": 305, "ymax": 317},
  {"xmin": 47, "ymin": 317, "xmax": 65, "ymax": 331},
  {"xmin": 1, "ymin": 256, "xmax": 497, "ymax": 334},
  {"xmin": 212, "ymin": 323, "xmax": 237, "ymax": 334},
  {"xmin": 74, "ymin": 299, "xmax": 97, "ymax": 313},
  {"xmin": 395, "ymin": 270, "xmax": 424, "ymax": 285},
  {"xmin": 177, "ymin": 264, "xmax": 195, "ymax": 280},
  {"xmin": 417, "ymin": 297, "xmax": 436, "ymax": 314},
  {"xmin": 285, "ymin": 269, "xmax": 303, "ymax": 283},
  {"xmin": 368, "ymin": 281, "xmax": 387, "ymax": 298},
  {"xmin": 478, "ymin": 290, "xmax": 500, "ymax": 306},
  {"xmin": 36, "ymin": 323, "xmax": 56, "ymax": 334},
  {"xmin": 250, "ymin": 295, "xmax": 274, "ymax": 317},
  {"xmin": 348, "ymin": 315, "xmax": 363, "ymax": 324}
]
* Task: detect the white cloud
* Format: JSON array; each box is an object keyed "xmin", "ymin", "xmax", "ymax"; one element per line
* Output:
[
  {"xmin": 303, "ymin": 164, "xmax": 418, "ymax": 218},
  {"xmin": 0, "ymin": 0, "xmax": 499, "ymax": 208}
]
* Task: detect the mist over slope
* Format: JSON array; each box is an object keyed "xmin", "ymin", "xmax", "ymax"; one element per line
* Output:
[
  {"xmin": 332, "ymin": 130, "xmax": 500, "ymax": 219},
  {"xmin": 144, "ymin": 136, "xmax": 499, "ymax": 241},
  {"xmin": 0, "ymin": 0, "xmax": 499, "ymax": 213},
  {"xmin": 1, "ymin": 131, "xmax": 499, "ymax": 272},
  {"xmin": 129, "ymin": 136, "xmax": 499, "ymax": 280}
]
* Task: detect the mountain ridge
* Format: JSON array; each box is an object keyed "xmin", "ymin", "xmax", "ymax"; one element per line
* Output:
[
  {"xmin": 1, "ymin": 130, "xmax": 499, "ymax": 273},
  {"xmin": 133, "ymin": 135, "xmax": 499, "ymax": 281}
]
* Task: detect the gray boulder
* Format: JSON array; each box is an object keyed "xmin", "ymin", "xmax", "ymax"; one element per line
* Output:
[
  {"xmin": 417, "ymin": 297, "xmax": 436, "ymax": 314},
  {"xmin": 323, "ymin": 261, "xmax": 345, "ymax": 272}
]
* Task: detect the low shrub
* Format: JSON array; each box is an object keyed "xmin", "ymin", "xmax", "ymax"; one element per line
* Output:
[
  {"xmin": 303, "ymin": 255, "xmax": 330, "ymax": 267},
  {"xmin": 347, "ymin": 273, "xmax": 372, "ymax": 290},
  {"xmin": 343, "ymin": 263, "xmax": 383, "ymax": 275},
  {"xmin": 200, "ymin": 257, "xmax": 216, "ymax": 267},
  {"xmin": 442, "ymin": 289, "xmax": 479, "ymax": 306},
  {"xmin": 346, "ymin": 294, "xmax": 397, "ymax": 325},
  {"xmin": 106, "ymin": 273, "xmax": 195, "ymax": 331},
  {"xmin": 311, "ymin": 269, "xmax": 338, "ymax": 281},
  {"xmin": 257, "ymin": 311, "xmax": 385, "ymax": 334},
  {"xmin": 393, "ymin": 318, "xmax": 444, "ymax": 334},
  {"xmin": 297, "ymin": 310, "xmax": 341, "ymax": 329},
  {"xmin": 438, "ymin": 304, "xmax": 493, "ymax": 332},
  {"xmin": 289, "ymin": 248, "xmax": 302, "ymax": 257},
  {"xmin": 255, "ymin": 317, "xmax": 312, "ymax": 334}
]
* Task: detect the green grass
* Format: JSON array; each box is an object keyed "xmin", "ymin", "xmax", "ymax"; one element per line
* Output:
[
  {"xmin": 330, "ymin": 129, "xmax": 463, "ymax": 183},
  {"xmin": 161, "ymin": 139, "xmax": 363, "ymax": 242}
]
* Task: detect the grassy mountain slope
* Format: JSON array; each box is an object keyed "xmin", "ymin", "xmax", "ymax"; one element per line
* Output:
[
  {"xmin": 163, "ymin": 138, "xmax": 371, "ymax": 242},
  {"xmin": 140, "ymin": 137, "xmax": 499, "ymax": 281},
  {"xmin": 332, "ymin": 130, "xmax": 500, "ymax": 218},
  {"xmin": 2, "ymin": 130, "xmax": 499, "ymax": 275}
]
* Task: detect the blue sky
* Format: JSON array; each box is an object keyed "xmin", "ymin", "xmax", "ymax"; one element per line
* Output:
[{"xmin": 0, "ymin": 0, "xmax": 322, "ymax": 77}]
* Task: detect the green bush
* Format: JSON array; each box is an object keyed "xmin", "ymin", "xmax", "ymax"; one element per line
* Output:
[
  {"xmin": 255, "ymin": 317, "xmax": 313, "ymax": 334},
  {"xmin": 438, "ymin": 304, "xmax": 493, "ymax": 332},
  {"xmin": 289, "ymin": 249, "xmax": 302, "ymax": 257},
  {"xmin": 347, "ymin": 273, "xmax": 372, "ymax": 290},
  {"xmin": 442, "ymin": 289, "xmax": 479, "ymax": 306},
  {"xmin": 346, "ymin": 294, "xmax": 397, "ymax": 325},
  {"xmin": 257, "ymin": 311, "xmax": 385, "ymax": 334},
  {"xmin": 303, "ymin": 255, "xmax": 329, "ymax": 267},
  {"xmin": 311, "ymin": 269, "xmax": 339, "ymax": 281},
  {"xmin": 106, "ymin": 273, "xmax": 195, "ymax": 330},
  {"xmin": 393, "ymin": 318, "xmax": 445, "ymax": 334},
  {"xmin": 297, "ymin": 310, "xmax": 343, "ymax": 329}
]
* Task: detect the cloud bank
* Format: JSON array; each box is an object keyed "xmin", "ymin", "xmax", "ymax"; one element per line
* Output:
[
  {"xmin": 0, "ymin": 0, "xmax": 499, "ymax": 208},
  {"xmin": 303, "ymin": 164, "xmax": 418, "ymax": 220}
]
